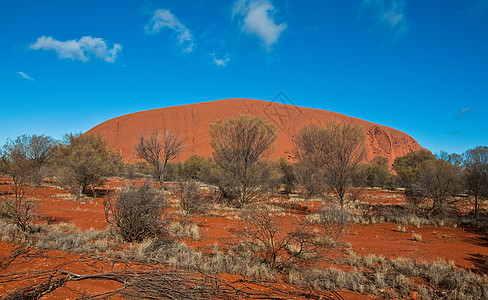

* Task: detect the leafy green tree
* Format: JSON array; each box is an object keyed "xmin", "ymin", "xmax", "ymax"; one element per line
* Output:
[
  {"xmin": 392, "ymin": 149, "xmax": 435, "ymax": 188},
  {"xmin": 54, "ymin": 133, "xmax": 112, "ymax": 197},
  {"xmin": 463, "ymin": 146, "xmax": 488, "ymax": 218},
  {"xmin": 210, "ymin": 115, "xmax": 278, "ymax": 207},
  {"xmin": 181, "ymin": 155, "xmax": 214, "ymax": 181},
  {"xmin": 355, "ymin": 156, "xmax": 393, "ymax": 188}
]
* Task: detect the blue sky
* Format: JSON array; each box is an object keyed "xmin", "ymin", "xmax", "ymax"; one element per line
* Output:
[{"xmin": 1, "ymin": 0, "xmax": 487, "ymax": 155}]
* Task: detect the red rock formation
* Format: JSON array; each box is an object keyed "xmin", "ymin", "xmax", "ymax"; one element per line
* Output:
[{"xmin": 86, "ymin": 99, "xmax": 423, "ymax": 164}]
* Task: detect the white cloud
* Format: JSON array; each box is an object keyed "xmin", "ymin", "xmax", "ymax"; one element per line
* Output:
[
  {"xmin": 457, "ymin": 106, "xmax": 472, "ymax": 119},
  {"xmin": 29, "ymin": 36, "xmax": 122, "ymax": 63},
  {"xmin": 361, "ymin": 0, "xmax": 407, "ymax": 36},
  {"xmin": 211, "ymin": 53, "xmax": 230, "ymax": 67},
  {"xmin": 232, "ymin": 0, "xmax": 287, "ymax": 48},
  {"xmin": 16, "ymin": 71, "xmax": 34, "ymax": 81},
  {"xmin": 145, "ymin": 9, "xmax": 195, "ymax": 53}
]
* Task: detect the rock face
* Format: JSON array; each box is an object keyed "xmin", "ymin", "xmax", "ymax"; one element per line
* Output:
[{"xmin": 86, "ymin": 99, "xmax": 424, "ymax": 164}]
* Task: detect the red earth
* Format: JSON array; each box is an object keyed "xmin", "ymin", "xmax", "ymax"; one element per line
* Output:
[
  {"xmin": 1, "ymin": 179, "xmax": 486, "ymax": 299},
  {"xmin": 86, "ymin": 99, "xmax": 424, "ymax": 165}
]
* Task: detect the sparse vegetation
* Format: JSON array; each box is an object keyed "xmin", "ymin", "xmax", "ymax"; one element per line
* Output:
[
  {"xmin": 53, "ymin": 133, "xmax": 113, "ymax": 197},
  {"xmin": 291, "ymin": 252, "xmax": 488, "ymax": 299},
  {"xmin": 209, "ymin": 115, "xmax": 278, "ymax": 207},
  {"xmin": 175, "ymin": 179, "xmax": 207, "ymax": 215},
  {"xmin": 412, "ymin": 233, "xmax": 422, "ymax": 242},
  {"xmin": 135, "ymin": 130, "xmax": 185, "ymax": 190},
  {"xmin": 354, "ymin": 156, "xmax": 393, "ymax": 188},
  {"xmin": 415, "ymin": 159, "xmax": 462, "ymax": 214},
  {"xmin": 294, "ymin": 123, "xmax": 366, "ymax": 217},
  {"xmin": 1, "ymin": 134, "xmax": 55, "ymax": 231},
  {"xmin": 231, "ymin": 205, "xmax": 335, "ymax": 272},
  {"xmin": 35, "ymin": 224, "xmax": 113, "ymax": 253},
  {"xmin": 104, "ymin": 183, "xmax": 167, "ymax": 242},
  {"xmin": 169, "ymin": 220, "xmax": 200, "ymax": 241},
  {"xmin": 2, "ymin": 127, "xmax": 488, "ymax": 300},
  {"xmin": 464, "ymin": 146, "xmax": 488, "ymax": 220},
  {"xmin": 392, "ymin": 149, "xmax": 436, "ymax": 188}
]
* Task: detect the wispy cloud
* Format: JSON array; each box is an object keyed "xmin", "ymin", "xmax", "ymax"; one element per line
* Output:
[
  {"xmin": 456, "ymin": 106, "xmax": 472, "ymax": 119},
  {"xmin": 16, "ymin": 71, "xmax": 34, "ymax": 81},
  {"xmin": 232, "ymin": 0, "xmax": 287, "ymax": 49},
  {"xmin": 361, "ymin": 0, "xmax": 408, "ymax": 37},
  {"xmin": 446, "ymin": 129, "xmax": 462, "ymax": 136},
  {"xmin": 29, "ymin": 36, "xmax": 122, "ymax": 63},
  {"xmin": 211, "ymin": 53, "xmax": 230, "ymax": 67},
  {"xmin": 145, "ymin": 9, "xmax": 195, "ymax": 53}
]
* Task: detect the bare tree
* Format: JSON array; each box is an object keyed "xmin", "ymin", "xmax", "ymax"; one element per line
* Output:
[
  {"xmin": 437, "ymin": 150, "xmax": 463, "ymax": 166},
  {"xmin": 294, "ymin": 123, "xmax": 366, "ymax": 215},
  {"xmin": 135, "ymin": 130, "xmax": 185, "ymax": 191},
  {"xmin": 234, "ymin": 205, "xmax": 322, "ymax": 271},
  {"xmin": 413, "ymin": 159, "xmax": 462, "ymax": 214},
  {"xmin": 1, "ymin": 134, "xmax": 55, "ymax": 231},
  {"xmin": 463, "ymin": 146, "xmax": 488, "ymax": 219},
  {"xmin": 2, "ymin": 134, "xmax": 56, "ymax": 184},
  {"xmin": 209, "ymin": 115, "xmax": 278, "ymax": 207}
]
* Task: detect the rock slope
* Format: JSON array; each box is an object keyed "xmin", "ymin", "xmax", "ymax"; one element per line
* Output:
[{"xmin": 87, "ymin": 99, "xmax": 424, "ymax": 164}]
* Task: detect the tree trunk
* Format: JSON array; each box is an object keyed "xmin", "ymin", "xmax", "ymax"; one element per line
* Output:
[
  {"xmin": 157, "ymin": 162, "xmax": 165, "ymax": 192},
  {"xmin": 475, "ymin": 195, "xmax": 479, "ymax": 225},
  {"xmin": 339, "ymin": 195, "xmax": 346, "ymax": 224}
]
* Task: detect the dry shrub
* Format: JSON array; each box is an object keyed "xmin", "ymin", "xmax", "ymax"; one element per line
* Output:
[
  {"xmin": 175, "ymin": 180, "xmax": 207, "ymax": 215},
  {"xmin": 134, "ymin": 130, "xmax": 185, "ymax": 190},
  {"xmin": 0, "ymin": 218, "xmax": 26, "ymax": 243},
  {"xmin": 125, "ymin": 238, "xmax": 203, "ymax": 271},
  {"xmin": 294, "ymin": 160, "xmax": 325, "ymax": 199},
  {"xmin": 312, "ymin": 205, "xmax": 349, "ymax": 241},
  {"xmin": 289, "ymin": 267, "xmax": 366, "ymax": 292},
  {"xmin": 397, "ymin": 224, "xmax": 406, "ymax": 232},
  {"xmin": 1, "ymin": 195, "xmax": 35, "ymax": 232},
  {"xmin": 169, "ymin": 221, "xmax": 200, "ymax": 241},
  {"xmin": 412, "ymin": 233, "xmax": 422, "ymax": 242},
  {"xmin": 339, "ymin": 251, "xmax": 488, "ymax": 299},
  {"xmin": 232, "ymin": 205, "xmax": 329, "ymax": 272},
  {"xmin": 104, "ymin": 183, "xmax": 167, "ymax": 243},
  {"xmin": 35, "ymin": 225, "xmax": 112, "ymax": 253},
  {"xmin": 122, "ymin": 237, "xmax": 277, "ymax": 280}
]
